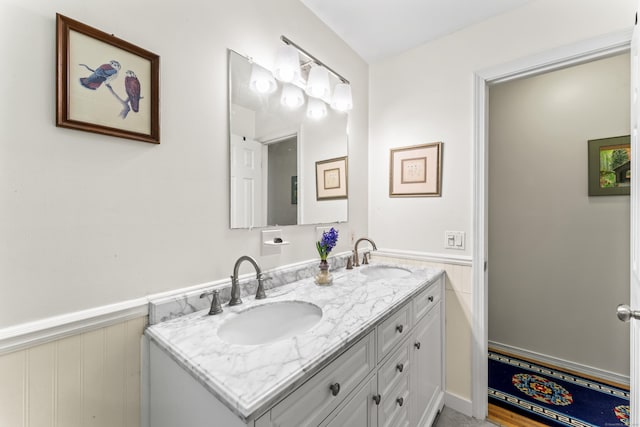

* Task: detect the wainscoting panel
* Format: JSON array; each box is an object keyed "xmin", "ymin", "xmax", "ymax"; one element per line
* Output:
[{"xmin": 0, "ymin": 316, "xmax": 146, "ymax": 427}]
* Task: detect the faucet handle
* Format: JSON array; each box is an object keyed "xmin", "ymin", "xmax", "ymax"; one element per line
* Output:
[
  {"xmin": 346, "ymin": 255, "xmax": 353, "ymax": 269},
  {"xmin": 200, "ymin": 289, "xmax": 223, "ymax": 315},
  {"xmin": 208, "ymin": 290, "xmax": 223, "ymax": 315},
  {"xmin": 362, "ymin": 252, "xmax": 370, "ymax": 265}
]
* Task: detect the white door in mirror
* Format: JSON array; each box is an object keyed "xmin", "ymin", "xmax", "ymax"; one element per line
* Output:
[{"xmin": 230, "ymin": 134, "xmax": 264, "ymax": 228}]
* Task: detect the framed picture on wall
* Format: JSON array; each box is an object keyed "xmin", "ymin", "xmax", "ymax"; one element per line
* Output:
[
  {"xmin": 316, "ymin": 156, "xmax": 348, "ymax": 200},
  {"xmin": 389, "ymin": 142, "xmax": 442, "ymax": 197},
  {"xmin": 587, "ymin": 135, "xmax": 631, "ymax": 196},
  {"xmin": 56, "ymin": 14, "xmax": 160, "ymax": 144}
]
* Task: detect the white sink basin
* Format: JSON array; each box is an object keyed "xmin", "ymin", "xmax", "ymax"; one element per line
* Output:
[
  {"xmin": 218, "ymin": 301, "xmax": 323, "ymax": 346},
  {"xmin": 360, "ymin": 265, "xmax": 412, "ymax": 280}
]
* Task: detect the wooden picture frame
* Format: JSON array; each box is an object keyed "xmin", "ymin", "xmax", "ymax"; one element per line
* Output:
[
  {"xmin": 390, "ymin": 142, "xmax": 442, "ymax": 197},
  {"xmin": 56, "ymin": 14, "xmax": 160, "ymax": 144},
  {"xmin": 588, "ymin": 135, "xmax": 631, "ymax": 196},
  {"xmin": 316, "ymin": 156, "xmax": 348, "ymax": 200}
]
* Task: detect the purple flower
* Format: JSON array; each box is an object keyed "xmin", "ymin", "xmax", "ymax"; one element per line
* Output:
[{"xmin": 316, "ymin": 227, "xmax": 339, "ymax": 260}]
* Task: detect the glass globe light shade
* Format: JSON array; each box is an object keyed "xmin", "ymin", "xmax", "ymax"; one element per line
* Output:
[
  {"xmin": 281, "ymin": 84, "xmax": 305, "ymax": 109},
  {"xmin": 305, "ymin": 65, "xmax": 331, "ymax": 100},
  {"xmin": 249, "ymin": 63, "xmax": 277, "ymax": 94},
  {"xmin": 331, "ymin": 83, "xmax": 353, "ymax": 112},
  {"xmin": 274, "ymin": 45, "xmax": 301, "ymax": 83},
  {"xmin": 306, "ymin": 97, "xmax": 327, "ymax": 120}
]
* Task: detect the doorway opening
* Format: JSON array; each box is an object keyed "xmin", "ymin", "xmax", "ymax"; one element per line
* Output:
[
  {"xmin": 485, "ymin": 52, "xmax": 631, "ymax": 426},
  {"xmin": 471, "ymin": 31, "xmax": 632, "ymax": 420}
]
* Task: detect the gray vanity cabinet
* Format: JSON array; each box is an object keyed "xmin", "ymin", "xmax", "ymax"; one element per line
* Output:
[{"xmin": 148, "ymin": 273, "xmax": 444, "ymax": 427}]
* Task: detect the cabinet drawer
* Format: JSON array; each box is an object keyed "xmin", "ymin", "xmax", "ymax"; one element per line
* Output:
[
  {"xmin": 377, "ymin": 303, "xmax": 411, "ymax": 362},
  {"xmin": 412, "ymin": 278, "xmax": 442, "ymax": 323},
  {"xmin": 377, "ymin": 338, "xmax": 410, "ymax": 398},
  {"xmin": 269, "ymin": 331, "xmax": 375, "ymax": 427}
]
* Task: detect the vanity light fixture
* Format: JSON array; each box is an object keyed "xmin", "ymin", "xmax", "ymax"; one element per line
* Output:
[
  {"xmin": 249, "ymin": 62, "xmax": 277, "ymax": 94},
  {"xmin": 280, "ymin": 36, "xmax": 353, "ymax": 112},
  {"xmin": 281, "ymin": 84, "xmax": 305, "ymax": 108},
  {"xmin": 274, "ymin": 44, "xmax": 301, "ymax": 83},
  {"xmin": 306, "ymin": 97, "xmax": 327, "ymax": 119}
]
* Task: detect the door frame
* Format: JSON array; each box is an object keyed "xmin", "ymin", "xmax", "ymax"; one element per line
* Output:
[{"xmin": 471, "ymin": 30, "xmax": 632, "ymax": 419}]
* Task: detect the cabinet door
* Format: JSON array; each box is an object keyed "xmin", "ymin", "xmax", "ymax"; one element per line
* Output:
[
  {"xmin": 320, "ymin": 375, "xmax": 377, "ymax": 427},
  {"xmin": 378, "ymin": 373, "xmax": 410, "ymax": 427},
  {"xmin": 411, "ymin": 304, "xmax": 442, "ymax": 427}
]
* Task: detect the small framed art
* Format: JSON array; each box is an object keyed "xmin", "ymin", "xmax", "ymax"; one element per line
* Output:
[
  {"xmin": 390, "ymin": 142, "xmax": 442, "ymax": 197},
  {"xmin": 587, "ymin": 135, "xmax": 631, "ymax": 196},
  {"xmin": 56, "ymin": 14, "xmax": 160, "ymax": 144},
  {"xmin": 316, "ymin": 156, "xmax": 348, "ymax": 200}
]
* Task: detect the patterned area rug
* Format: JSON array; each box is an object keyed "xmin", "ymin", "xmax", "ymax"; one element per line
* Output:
[{"xmin": 488, "ymin": 350, "xmax": 630, "ymax": 427}]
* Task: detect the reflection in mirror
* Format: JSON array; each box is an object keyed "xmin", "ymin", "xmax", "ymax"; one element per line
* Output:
[{"xmin": 229, "ymin": 50, "xmax": 349, "ymax": 229}]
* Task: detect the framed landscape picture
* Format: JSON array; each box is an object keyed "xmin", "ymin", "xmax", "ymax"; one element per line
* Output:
[
  {"xmin": 390, "ymin": 142, "xmax": 442, "ymax": 197},
  {"xmin": 588, "ymin": 135, "xmax": 630, "ymax": 196},
  {"xmin": 316, "ymin": 156, "xmax": 348, "ymax": 200},
  {"xmin": 56, "ymin": 14, "xmax": 160, "ymax": 144}
]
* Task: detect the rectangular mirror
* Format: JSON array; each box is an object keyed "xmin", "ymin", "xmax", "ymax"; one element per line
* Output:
[{"xmin": 228, "ymin": 50, "xmax": 349, "ymax": 229}]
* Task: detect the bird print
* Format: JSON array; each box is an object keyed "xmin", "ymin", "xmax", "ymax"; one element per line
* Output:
[
  {"xmin": 79, "ymin": 60, "xmax": 121, "ymax": 90},
  {"xmin": 124, "ymin": 70, "xmax": 141, "ymax": 112}
]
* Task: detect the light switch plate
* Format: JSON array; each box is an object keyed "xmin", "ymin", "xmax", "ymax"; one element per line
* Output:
[{"xmin": 444, "ymin": 231, "xmax": 465, "ymax": 250}]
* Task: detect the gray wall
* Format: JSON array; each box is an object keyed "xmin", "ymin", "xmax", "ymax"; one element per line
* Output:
[
  {"xmin": 488, "ymin": 53, "xmax": 630, "ymax": 375},
  {"xmin": 268, "ymin": 138, "xmax": 297, "ymax": 225}
]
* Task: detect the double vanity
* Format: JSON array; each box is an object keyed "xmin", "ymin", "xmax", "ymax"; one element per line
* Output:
[{"xmin": 145, "ymin": 261, "xmax": 445, "ymax": 427}]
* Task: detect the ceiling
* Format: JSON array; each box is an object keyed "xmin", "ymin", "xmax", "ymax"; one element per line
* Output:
[{"xmin": 300, "ymin": 0, "xmax": 531, "ymax": 63}]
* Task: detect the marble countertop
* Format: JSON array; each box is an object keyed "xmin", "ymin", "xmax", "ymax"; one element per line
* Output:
[{"xmin": 145, "ymin": 262, "xmax": 444, "ymax": 422}]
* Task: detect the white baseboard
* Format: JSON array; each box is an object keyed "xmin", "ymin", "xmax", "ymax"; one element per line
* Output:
[
  {"xmin": 489, "ymin": 340, "xmax": 630, "ymax": 386},
  {"xmin": 375, "ymin": 248, "xmax": 473, "ymax": 267},
  {"xmin": 444, "ymin": 391, "xmax": 473, "ymax": 417}
]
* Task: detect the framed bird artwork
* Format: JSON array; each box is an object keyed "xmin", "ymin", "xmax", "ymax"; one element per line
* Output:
[{"xmin": 56, "ymin": 14, "xmax": 160, "ymax": 144}]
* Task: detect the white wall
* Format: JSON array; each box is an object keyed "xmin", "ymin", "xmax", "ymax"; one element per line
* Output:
[
  {"xmin": 369, "ymin": 0, "xmax": 635, "ymax": 403},
  {"xmin": 0, "ymin": 0, "xmax": 368, "ymax": 328},
  {"xmin": 300, "ymin": 110, "xmax": 349, "ymax": 224},
  {"xmin": 488, "ymin": 53, "xmax": 630, "ymax": 376}
]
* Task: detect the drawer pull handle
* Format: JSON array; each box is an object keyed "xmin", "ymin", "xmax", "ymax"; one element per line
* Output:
[
  {"xmin": 396, "ymin": 324, "xmax": 404, "ymax": 333},
  {"xmin": 396, "ymin": 397, "xmax": 404, "ymax": 407},
  {"xmin": 396, "ymin": 363, "xmax": 404, "ymax": 373},
  {"xmin": 329, "ymin": 382, "xmax": 341, "ymax": 396},
  {"xmin": 414, "ymin": 341, "xmax": 421, "ymax": 350},
  {"xmin": 428, "ymin": 296, "xmax": 434, "ymax": 302},
  {"xmin": 373, "ymin": 394, "xmax": 381, "ymax": 405}
]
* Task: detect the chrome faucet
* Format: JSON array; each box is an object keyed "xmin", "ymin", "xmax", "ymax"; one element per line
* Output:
[
  {"xmin": 353, "ymin": 237, "xmax": 377, "ymax": 267},
  {"xmin": 229, "ymin": 255, "xmax": 267, "ymax": 306}
]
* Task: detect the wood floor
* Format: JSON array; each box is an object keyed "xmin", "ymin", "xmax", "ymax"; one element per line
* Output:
[
  {"xmin": 487, "ymin": 403, "xmax": 549, "ymax": 427},
  {"xmin": 487, "ymin": 347, "xmax": 629, "ymax": 427}
]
